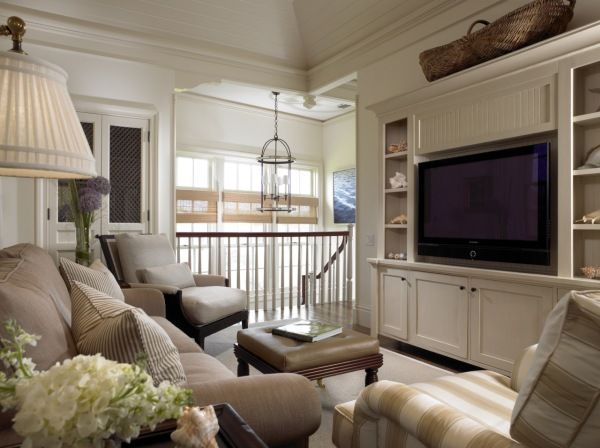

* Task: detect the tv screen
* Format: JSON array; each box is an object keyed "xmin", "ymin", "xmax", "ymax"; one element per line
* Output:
[{"xmin": 418, "ymin": 143, "xmax": 550, "ymax": 265}]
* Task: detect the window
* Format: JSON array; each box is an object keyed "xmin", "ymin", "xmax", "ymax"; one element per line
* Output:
[{"xmin": 177, "ymin": 157, "xmax": 210, "ymax": 189}]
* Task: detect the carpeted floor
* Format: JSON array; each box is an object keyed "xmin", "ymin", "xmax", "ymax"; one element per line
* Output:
[{"xmin": 203, "ymin": 320, "xmax": 450, "ymax": 448}]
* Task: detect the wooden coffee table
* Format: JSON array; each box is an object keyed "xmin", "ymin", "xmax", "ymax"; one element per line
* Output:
[{"xmin": 235, "ymin": 326, "xmax": 383, "ymax": 386}]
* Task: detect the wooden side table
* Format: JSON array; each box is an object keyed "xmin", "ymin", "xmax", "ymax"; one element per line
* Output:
[{"xmin": 128, "ymin": 403, "xmax": 267, "ymax": 447}]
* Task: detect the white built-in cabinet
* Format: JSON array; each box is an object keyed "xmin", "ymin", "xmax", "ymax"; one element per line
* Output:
[
  {"xmin": 368, "ymin": 28, "xmax": 600, "ymax": 374},
  {"xmin": 379, "ymin": 268, "xmax": 409, "ymax": 340},
  {"xmin": 410, "ymin": 272, "xmax": 468, "ymax": 358}
]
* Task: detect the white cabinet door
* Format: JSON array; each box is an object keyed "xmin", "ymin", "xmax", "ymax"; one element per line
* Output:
[
  {"xmin": 410, "ymin": 272, "xmax": 469, "ymax": 358},
  {"xmin": 469, "ymin": 278, "xmax": 553, "ymax": 372},
  {"xmin": 380, "ymin": 268, "xmax": 409, "ymax": 340}
]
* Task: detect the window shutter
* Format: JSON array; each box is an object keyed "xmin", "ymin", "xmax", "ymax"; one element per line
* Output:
[
  {"xmin": 176, "ymin": 189, "xmax": 218, "ymax": 223},
  {"xmin": 277, "ymin": 196, "xmax": 319, "ymax": 224},
  {"xmin": 222, "ymin": 191, "xmax": 272, "ymax": 223}
]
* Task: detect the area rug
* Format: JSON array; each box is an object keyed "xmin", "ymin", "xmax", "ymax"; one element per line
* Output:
[{"xmin": 203, "ymin": 321, "xmax": 450, "ymax": 448}]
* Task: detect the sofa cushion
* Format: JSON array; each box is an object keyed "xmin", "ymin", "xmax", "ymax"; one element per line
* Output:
[
  {"xmin": 510, "ymin": 290, "xmax": 600, "ymax": 448},
  {"xmin": 60, "ymin": 257, "xmax": 124, "ymax": 300},
  {"xmin": 0, "ymin": 244, "xmax": 76, "ymax": 370},
  {"xmin": 181, "ymin": 286, "xmax": 246, "ymax": 324},
  {"xmin": 332, "ymin": 401, "xmax": 355, "ymax": 448},
  {"xmin": 70, "ymin": 281, "xmax": 186, "ymax": 386},
  {"xmin": 143, "ymin": 263, "xmax": 196, "ymax": 289},
  {"xmin": 115, "ymin": 233, "xmax": 176, "ymax": 283},
  {"xmin": 151, "ymin": 316, "xmax": 202, "ymax": 354},
  {"xmin": 179, "ymin": 352, "xmax": 236, "ymax": 384}
]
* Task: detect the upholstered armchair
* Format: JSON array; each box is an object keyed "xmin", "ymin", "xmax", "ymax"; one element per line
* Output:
[
  {"xmin": 98, "ymin": 233, "xmax": 248, "ymax": 348},
  {"xmin": 333, "ymin": 290, "xmax": 600, "ymax": 448}
]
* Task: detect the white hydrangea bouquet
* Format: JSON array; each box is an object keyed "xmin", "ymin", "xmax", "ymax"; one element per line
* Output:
[{"xmin": 0, "ymin": 320, "xmax": 192, "ymax": 447}]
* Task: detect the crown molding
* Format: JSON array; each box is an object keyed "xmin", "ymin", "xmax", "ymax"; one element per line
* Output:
[{"xmin": 0, "ymin": 5, "xmax": 308, "ymax": 92}]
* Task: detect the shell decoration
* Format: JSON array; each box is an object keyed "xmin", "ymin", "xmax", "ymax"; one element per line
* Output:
[
  {"xmin": 390, "ymin": 214, "xmax": 408, "ymax": 224},
  {"xmin": 171, "ymin": 405, "xmax": 219, "ymax": 448},
  {"xmin": 576, "ymin": 209, "xmax": 600, "ymax": 224}
]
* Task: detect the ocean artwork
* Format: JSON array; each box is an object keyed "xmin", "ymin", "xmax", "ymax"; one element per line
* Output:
[{"xmin": 333, "ymin": 168, "xmax": 356, "ymax": 224}]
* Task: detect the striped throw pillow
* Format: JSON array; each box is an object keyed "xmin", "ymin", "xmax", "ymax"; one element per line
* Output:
[
  {"xmin": 70, "ymin": 281, "xmax": 186, "ymax": 386},
  {"xmin": 60, "ymin": 257, "xmax": 124, "ymax": 301},
  {"xmin": 510, "ymin": 290, "xmax": 600, "ymax": 447}
]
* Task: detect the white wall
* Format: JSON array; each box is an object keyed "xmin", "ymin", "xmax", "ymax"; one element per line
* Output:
[
  {"xmin": 353, "ymin": 2, "xmax": 600, "ymax": 327},
  {"xmin": 176, "ymin": 94, "xmax": 323, "ymax": 162},
  {"xmin": 322, "ymin": 112, "xmax": 356, "ymax": 229},
  {"xmin": 0, "ymin": 43, "xmax": 175, "ymax": 247}
]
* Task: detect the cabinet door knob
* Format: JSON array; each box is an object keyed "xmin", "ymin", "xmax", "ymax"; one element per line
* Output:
[
  {"xmin": 459, "ymin": 286, "xmax": 466, "ymax": 290},
  {"xmin": 471, "ymin": 287, "xmax": 477, "ymax": 292}
]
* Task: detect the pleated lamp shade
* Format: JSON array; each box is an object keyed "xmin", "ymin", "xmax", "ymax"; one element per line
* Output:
[{"xmin": 0, "ymin": 51, "xmax": 96, "ymax": 178}]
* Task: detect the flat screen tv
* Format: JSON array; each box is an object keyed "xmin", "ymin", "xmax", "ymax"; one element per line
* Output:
[{"xmin": 418, "ymin": 143, "xmax": 550, "ymax": 265}]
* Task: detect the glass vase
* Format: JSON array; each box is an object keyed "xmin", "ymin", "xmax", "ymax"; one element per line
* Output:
[{"xmin": 75, "ymin": 225, "xmax": 92, "ymax": 266}]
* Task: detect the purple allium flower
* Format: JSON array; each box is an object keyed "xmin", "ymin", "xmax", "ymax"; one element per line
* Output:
[
  {"xmin": 78, "ymin": 187, "xmax": 102, "ymax": 213},
  {"xmin": 86, "ymin": 176, "xmax": 111, "ymax": 195},
  {"xmin": 58, "ymin": 204, "xmax": 72, "ymax": 222}
]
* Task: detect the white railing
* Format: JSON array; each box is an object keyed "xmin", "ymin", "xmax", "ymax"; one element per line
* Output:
[{"xmin": 175, "ymin": 226, "xmax": 353, "ymax": 310}]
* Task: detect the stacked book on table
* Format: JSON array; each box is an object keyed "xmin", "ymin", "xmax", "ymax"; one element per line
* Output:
[{"xmin": 272, "ymin": 320, "xmax": 343, "ymax": 342}]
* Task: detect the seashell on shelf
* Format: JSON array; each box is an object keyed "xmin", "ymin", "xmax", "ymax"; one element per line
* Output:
[
  {"xmin": 580, "ymin": 266, "xmax": 599, "ymax": 279},
  {"xmin": 171, "ymin": 405, "xmax": 219, "ymax": 448},
  {"xmin": 389, "ymin": 172, "xmax": 407, "ymax": 189},
  {"xmin": 390, "ymin": 214, "xmax": 408, "ymax": 225},
  {"xmin": 576, "ymin": 209, "xmax": 600, "ymax": 224}
]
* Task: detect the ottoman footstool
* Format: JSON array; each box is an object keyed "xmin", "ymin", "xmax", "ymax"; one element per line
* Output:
[{"xmin": 234, "ymin": 326, "xmax": 383, "ymax": 386}]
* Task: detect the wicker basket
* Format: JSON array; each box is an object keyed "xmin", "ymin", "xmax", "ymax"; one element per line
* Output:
[{"xmin": 419, "ymin": 0, "xmax": 575, "ymax": 82}]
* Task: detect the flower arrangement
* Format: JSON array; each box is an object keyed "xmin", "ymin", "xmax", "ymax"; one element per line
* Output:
[
  {"xmin": 60, "ymin": 177, "xmax": 110, "ymax": 266},
  {"xmin": 0, "ymin": 320, "xmax": 192, "ymax": 447}
]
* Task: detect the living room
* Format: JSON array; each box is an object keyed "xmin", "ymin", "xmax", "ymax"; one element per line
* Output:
[{"xmin": 0, "ymin": 0, "xmax": 599, "ymax": 447}]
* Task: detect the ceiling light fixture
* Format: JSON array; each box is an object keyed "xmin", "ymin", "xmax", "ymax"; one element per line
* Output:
[
  {"xmin": 0, "ymin": 16, "xmax": 96, "ymax": 179},
  {"xmin": 258, "ymin": 92, "xmax": 295, "ymax": 213}
]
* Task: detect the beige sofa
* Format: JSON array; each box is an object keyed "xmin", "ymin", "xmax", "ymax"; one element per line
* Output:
[
  {"xmin": 333, "ymin": 290, "xmax": 600, "ymax": 448},
  {"xmin": 0, "ymin": 244, "xmax": 321, "ymax": 447}
]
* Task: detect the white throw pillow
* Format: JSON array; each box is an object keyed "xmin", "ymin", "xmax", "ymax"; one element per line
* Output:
[
  {"xmin": 510, "ymin": 290, "xmax": 600, "ymax": 447},
  {"xmin": 143, "ymin": 263, "xmax": 196, "ymax": 289},
  {"xmin": 60, "ymin": 257, "xmax": 124, "ymax": 301},
  {"xmin": 70, "ymin": 281, "xmax": 186, "ymax": 386}
]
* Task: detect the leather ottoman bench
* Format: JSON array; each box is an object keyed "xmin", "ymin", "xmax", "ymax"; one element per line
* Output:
[{"xmin": 234, "ymin": 326, "xmax": 383, "ymax": 386}]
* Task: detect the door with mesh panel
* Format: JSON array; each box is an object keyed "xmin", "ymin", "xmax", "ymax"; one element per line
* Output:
[{"xmin": 46, "ymin": 113, "xmax": 149, "ymax": 261}]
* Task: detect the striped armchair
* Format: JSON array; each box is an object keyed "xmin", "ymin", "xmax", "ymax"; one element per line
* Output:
[{"xmin": 333, "ymin": 291, "xmax": 600, "ymax": 448}]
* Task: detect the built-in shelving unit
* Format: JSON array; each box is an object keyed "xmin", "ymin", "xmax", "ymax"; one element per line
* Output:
[
  {"xmin": 572, "ymin": 60, "xmax": 600, "ymax": 280},
  {"xmin": 383, "ymin": 118, "xmax": 408, "ymax": 259}
]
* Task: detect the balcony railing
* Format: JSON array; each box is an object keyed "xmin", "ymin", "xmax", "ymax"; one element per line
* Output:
[{"xmin": 175, "ymin": 227, "xmax": 353, "ymax": 311}]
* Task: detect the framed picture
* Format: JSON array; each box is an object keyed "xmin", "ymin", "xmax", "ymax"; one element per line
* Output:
[{"xmin": 333, "ymin": 168, "xmax": 356, "ymax": 224}]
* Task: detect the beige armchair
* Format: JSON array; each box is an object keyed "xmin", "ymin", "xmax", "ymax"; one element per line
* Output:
[
  {"xmin": 333, "ymin": 290, "xmax": 600, "ymax": 448},
  {"xmin": 98, "ymin": 233, "xmax": 248, "ymax": 348}
]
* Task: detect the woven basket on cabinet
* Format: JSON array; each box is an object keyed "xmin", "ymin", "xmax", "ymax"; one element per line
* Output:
[{"xmin": 419, "ymin": 0, "xmax": 576, "ymax": 82}]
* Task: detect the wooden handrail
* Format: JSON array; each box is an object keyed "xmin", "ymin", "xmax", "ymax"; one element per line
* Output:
[
  {"xmin": 176, "ymin": 231, "xmax": 349, "ymax": 238},
  {"xmin": 300, "ymin": 236, "xmax": 348, "ymax": 304}
]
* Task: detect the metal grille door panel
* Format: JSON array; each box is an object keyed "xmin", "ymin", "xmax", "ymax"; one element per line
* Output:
[{"xmin": 109, "ymin": 125, "xmax": 142, "ymax": 224}]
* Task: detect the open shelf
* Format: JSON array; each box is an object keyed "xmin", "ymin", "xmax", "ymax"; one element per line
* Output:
[
  {"xmin": 573, "ymin": 110, "xmax": 600, "ymax": 126},
  {"xmin": 573, "ymin": 224, "xmax": 600, "ymax": 230},
  {"xmin": 573, "ymin": 167, "xmax": 600, "ymax": 176},
  {"xmin": 385, "ymin": 187, "xmax": 408, "ymax": 194},
  {"xmin": 384, "ymin": 152, "xmax": 408, "ymax": 159}
]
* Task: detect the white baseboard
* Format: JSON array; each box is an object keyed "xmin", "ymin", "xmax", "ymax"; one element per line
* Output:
[{"xmin": 353, "ymin": 305, "xmax": 371, "ymax": 329}]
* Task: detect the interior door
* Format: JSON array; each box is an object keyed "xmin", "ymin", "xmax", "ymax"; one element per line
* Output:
[{"xmin": 46, "ymin": 113, "xmax": 149, "ymax": 261}]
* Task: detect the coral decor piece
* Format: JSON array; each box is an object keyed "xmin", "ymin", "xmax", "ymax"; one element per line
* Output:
[
  {"xmin": 386, "ymin": 141, "xmax": 408, "ymax": 154},
  {"xmin": 580, "ymin": 266, "xmax": 599, "ymax": 279},
  {"xmin": 389, "ymin": 172, "xmax": 407, "ymax": 189},
  {"xmin": 171, "ymin": 405, "xmax": 219, "ymax": 448}
]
